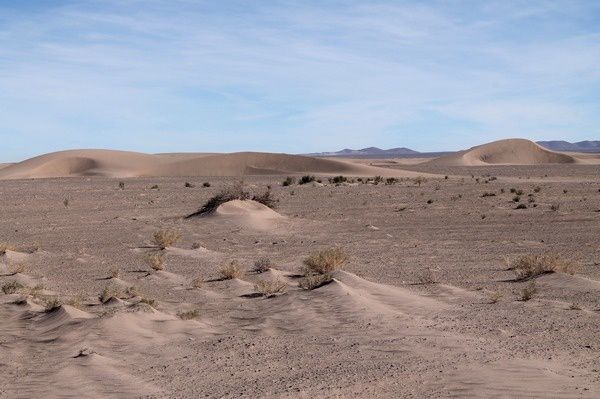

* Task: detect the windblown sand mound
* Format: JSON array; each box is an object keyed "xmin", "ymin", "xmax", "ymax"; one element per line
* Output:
[
  {"xmin": 197, "ymin": 199, "xmax": 285, "ymax": 230},
  {"xmin": 427, "ymin": 139, "xmax": 577, "ymax": 166},
  {"xmin": 0, "ymin": 149, "xmax": 426, "ymax": 179}
]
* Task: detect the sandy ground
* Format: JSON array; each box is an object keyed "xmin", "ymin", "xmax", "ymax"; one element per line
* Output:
[{"xmin": 0, "ymin": 166, "xmax": 599, "ymax": 398}]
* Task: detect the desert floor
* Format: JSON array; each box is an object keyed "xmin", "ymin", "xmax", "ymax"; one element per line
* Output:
[{"xmin": 1, "ymin": 166, "xmax": 599, "ymax": 398}]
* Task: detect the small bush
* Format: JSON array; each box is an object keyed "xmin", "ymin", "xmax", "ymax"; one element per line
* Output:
[
  {"xmin": 282, "ymin": 177, "xmax": 295, "ymax": 186},
  {"xmin": 109, "ymin": 267, "xmax": 120, "ymax": 279},
  {"xmin": 487, "ymin": 291, "xmax": 503, "ymax": 304},
  {"xmin": 298, "ymin": 175, "xmax": 316, "ymax": 185},
  {"xmin": 177, "ymin": 309, "xmax": 200, "ymax": 320},
  {"xmin": 63, "ymin": 198, "xmax": 70, "ymax": 208},
  {"xmin": 298, "ymin": 273, "xmax": 333, "ymax": 290},
  {"xmin": 219, "ymin": 260, "xmax": 243, "ymax": 279},
  {"xmin": 426, "ymin": 199, "xmax": 433, "ymax": 204},
  {"xmin": 0, "ymin": 243, "xmax": 16, "ymax": 255},
  {"xmin": 118, "ymin": 181, "xmax": 125, "ymax": 190},
  {"xmin": 152, "ymin": 229, "xmax": 181, "ymax": 249},
  {"xmin": 254, "ymin": 278, "xmax": 287, "ymax": 297},
  {"xmin": 373, "ymin": 176, "xmax": 384, "ymax": 185},
  {"xmin": 44, "ymin": 297, "xmax": 62, "ymax": 312},
  {"xmin": 417, "ymin": 268, "xmax": 436, "ymax": 284},
  {"xmin": 203, "ymin": 182, "xmax": 211, "ymax": 187},
  {"xmin": 519, "ymin": 281, "xmax": 537, "ymax": 301},
  {"xmin": 510, "ymin": 253, "xmax": 578, "ymax": 280},
  {"xmin": 139, "ymin": 297, "xmax": 156, "ymax": 307},
  {"xmin": 146, "ymin": 252, "xmax": 166, "ymax": 271},
  {"xmin": 150, "ymin": 184, "xmax": 159, "ymax": 189},
  {"xmin": 563, "ymin": 189, "xmax": 568, "ymax": 194},
  {"xmin": 2, "ymin": 281, "xmax": 24, "ymax": 294},
  {"xmin": 192, "ymin": 277, "xmax": 203, "ymax": 288},
  {"xmin": 481, "ymin": 192, "xmax": 496, "ymax": 197},
  {"xmin": 550, "ymin": 203, "xmax": 560, "ymax": 211},
  {"xmin": 515, "ymin": 189, "xmax": 523, "ymax": 196},
  {"xmin": 187, "ymin": 183, "xmax": 251, "ymax": 217},
  {"xmin": 512, "ymin": 195, "xmax": 521, "ymax": 202},
  {"xmin": 385, "ymin": 177, "xmax": 398, "ymax": 185},
  {"xmin": 254, "ymin": 257, "xmax": 272, "ymax": 273},
  {"xmin": 99, "ymin": 285, "xmax": 122, "ymax": 303},
  {"xmin": 191, "ymin": 242, "xmax": 202, "ymax": 249},
  {"xmin": 533, "ymin": 186, "xmax": 541, "ymax": 193},
  {"xmin": 184, "ymin": 182, "xmax": 195, "ymax": 188},
  {"xmin": 303, "ymin": 248, "xmax": 347, "ymax": 275},
  {"xmin": 413, "ymin": 176, "xmax": 426, "ymax": 186},
  {"xmin": 329, "ymin": 175, "xmax": 348, "ymax": 184},
  {"xmin": 515, "ymin": 203, "xmax": 527, "ymax": 209},
  {"xmin": 510, "ymin": 188, "xmax": 516, "ymax": 193},
  {"xmin": 252, "ymin": 190, "xmax": 277, "ymax": 209}
]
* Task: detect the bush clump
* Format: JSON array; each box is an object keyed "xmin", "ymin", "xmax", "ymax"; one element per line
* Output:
[
  {"xmin": 298, "ymin": 175, "xmax": 316, "ymax": 185},
  {"xmin": 303, "ymin": 247, "xmax": 347, "ymax": 275},
  {"xmin": 509, "ymin": 253, "xmax": 578, "ymax": 280}
]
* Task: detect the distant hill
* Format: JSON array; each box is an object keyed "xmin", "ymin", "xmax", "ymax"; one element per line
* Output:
[
  {"xmin": 537, "ymin": 140, "xmax": 600, "ymax": 153},
  {"xmin": 308, "ymin": 146, "xmax": 420, "ymax": 157}
]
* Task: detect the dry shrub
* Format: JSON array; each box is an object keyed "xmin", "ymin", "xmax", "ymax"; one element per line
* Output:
[
  {"xmin": 44, "ymin": 297, "xmax": 63, "ymax": 312},
  {"xmin": 487, "ymin": 291, "xmax": 503, "ymax": 304},
  {"xmin": 413, "ymin": 176, "xmax": 427, "ymax": 186},
  {"xmin": 152, "ymin": 229, "xmax": 181, "ymax": 249},
  {"xmin": 252, "ymin": 189, "xmax": 277, "ymax": 209},
  {"xmin": 303, "ymin": 248, "xmax": 347, "ymax": 275},
  {"xmin": 186, "ymin": 182, "xmax": 250, "ymax": 217},
  {"xmin": 417, "ymin": 268, "xmax": 436, "ymax": 285},
  {"xmin": 219, "ymin": 260, "xmax": 243, "ymax": 279},
  {"xmin": 109, "ymin": 267, "xmax": 121, "ymax": 279},
  {"xmin": 254, "ymin": 257, "xmax": 272, "ymax": 273},
  {"xmin": 177, "ymin": 309, "xmax": 200, "ymax": 320},
  {"xmin": 0, "ymin": 243, "xmax": 16, "ymax": 255},
  {"xmin": 519, "ymin": 281, "xmax": 537, "ymax": 301},
  {"xmin": 510, "ymin": 253, "xmax": 578, "ymax": 280},
  {"xmin": 254, "ymin": 278, "xmax": 287, "ymax": 297},
  {"xmin": 191, "ymin": 276, "xmax": 203, "ymax": 288},
  {"xmin": 298, "ymin": 273, "xmax": 333, "ymax": 290},
  {"xmin": 139, "ymin": 297, "xmax": 156, "ymax": 307},
  {"xmin": 99, "ymin": 285, "xmax": 122, "ymax": 303},
  {"xmin": 191, "ymin": 242, "xmax": 202, "ymax": 249},
  {"xmin": 2, "ymin": 281, "xmax": 24, "ymax": 294},
  {"xmin": 146, "ymin": 252, "xmax": 166, "ymax": 271}
]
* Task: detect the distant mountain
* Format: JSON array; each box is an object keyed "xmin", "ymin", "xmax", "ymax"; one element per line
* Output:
[
  {"xmin": 537, "ymin": 140, "xmax": 600, "ymax": 153},
  {"xmin": 307, "ymin": 146, "xmax": 420, "ymax": 157}
]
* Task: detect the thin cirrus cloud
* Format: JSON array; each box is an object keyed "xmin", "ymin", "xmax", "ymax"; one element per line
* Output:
[{"xmin": 0, "ymin": 0, "xmax": 599, "ymax": 161}]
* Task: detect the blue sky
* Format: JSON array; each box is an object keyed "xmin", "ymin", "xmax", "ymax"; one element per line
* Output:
[{"xmin": 1, "ymin": 0, "xmax": 599, "ymax": 161}]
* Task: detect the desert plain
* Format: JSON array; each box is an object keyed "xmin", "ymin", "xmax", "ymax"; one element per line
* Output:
[{"xmin": 0, "ymin": 139, "xmax": 599, "ymax": 398}]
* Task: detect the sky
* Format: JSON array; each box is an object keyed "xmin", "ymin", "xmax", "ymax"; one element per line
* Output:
[{"xmin": 1, "ymin": 0, "xmax": 599, "ymax": 161}]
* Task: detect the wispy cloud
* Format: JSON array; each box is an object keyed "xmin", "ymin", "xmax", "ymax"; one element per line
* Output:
[{"xmin": 0, "ymin": 0, "xmax": 599, "ymax": 160}]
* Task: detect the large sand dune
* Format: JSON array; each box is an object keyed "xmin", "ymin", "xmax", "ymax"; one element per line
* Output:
[
  {"xmin": 427, "ymin": 138, "xmax": 578, "ymax": 166},
  {"xmin": 0, "ymin": 149, "xmax": 424, "ymax": 179}
]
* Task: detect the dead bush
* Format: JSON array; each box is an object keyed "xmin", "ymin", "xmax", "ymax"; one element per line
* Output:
[
  {"xmin": 219, "ymin": 260, "xmax": 243, "ymax": 280},
  {"xmin": 303, "ymin": 248, "xmax": 347, "ymax": 275},
  {"xmin": 298, "ymin": 273, "xmax": 333, "ymax": 290},
  {"xmin": 519, "ymin": 281, "xmax": 537, "ymax": 301},
  {"xmin": 152, "ymin": 229, "xmax": 181, "ymax": 249},
  {"xmin": 254, "ymin": 257, "xmax": 272, "ymax": 273},
  {"xmin": 510, "ymin": 253, "xmax": 578, "ymax": 280},
  {"xmin": 177, "ymin": 309, "xmax": 200, "ymax": 320},
  {"xmin": 146, "ymin": 252, "xmax": 166, "ymax": 271},
  {"xmin": 186, "ymin": 182, "xmax": 251, "ymax": 217},
  {"xmin": 254, "ymin": 278, "xmax": 287, "ymax": 297}
]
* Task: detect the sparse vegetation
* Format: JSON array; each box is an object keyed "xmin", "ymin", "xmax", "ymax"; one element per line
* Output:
[
  {"xmin": 219, "ymin": 260, "xmax": 243, "ymax": 279},
  {"xmin": 298, "ymin": 175, "xmax": 316, "ymax": 185},
  {"xmin": 202, "ymin": 182, "xmax": 211, "ymax": 187},
  {"xmin": 118, "ymin": 181, "xmax": 125, "ymax": 190},
  {"xmin": 177, "ymin": 309, "xmax": 200, "ymax": 320},
  {"xmin": 191, "ymin": 242, "xmax": 202, "ymax": 249},
  {"xmin": 417, "ymin": 268, "xmax": 436, "ymax": 284},
  {"xmin": 487, "ymin": 291, "xmax": 503, "ymax": 304},
  {"xmin": 515, "ymin": 203, "xmax": 527, "ymax": 209},
  {"xmin": 192, "ymin": 277, "xmax": 203, "ymax": 288},
  {"xmin": 385, "ymin": 177, "xmax": 398, "ymax": 185},
  {"xmin": 254, "ymin": 278, "xmax": 287, "ymax": 297},
  {"xmin": 533, "ymin": 186, "xmax": 541, "ymax": 193},
  {"xmin": 550, "ymin": 203, "xmax": 560, "ymax": 211},
  {"xmin": 150, "ymin": 184, "xmax": 159, "ymax": 189},
  {"xmin": 63, "ymin": 198, "xmax": 70, "ymax": 208},
  {"xmin": 109, "ymin": 267, "xmax": 120, "ymax": 279},
  {"xmin": 329, "ymin": 175, "xmax": 348, "ymax": 184},
  {"xmin": 298, "ymin": 273, "xmax": 333, "ymax": 290},
  {"xmin": 481, "ymin": 192, "xmax": 496, "ymax": 197},
  {"xmin": 2, "ymin": 281, "xmax": 24, "ymax": 294},
  {"xmin": 426, "ymin": 199, "xmax": 433, "ymax": 204},
  {"xmin": 184, "ymin": 182, "xmax": 195, "ymax": 188},
  {"xmin": 519, "ymin": 281, "xmax": 537, "ymax": 301},
  {"xmin": 282, "ymin": 176, "xmax": 295, "ymax": 186},
  {"xmin": 413, "ymin": 176, "xmax": 426, "ymax": 187},
  {"xmin": 146, "ymin": 252, "xmax": 166, "ymax": 271},
  {"xmin": 252, "ymin": 189, "xmax": 277, "ymax": 208},
  {"xmin": 152, "ymin": 229, "xmax": 181, "ymax": 249},
  {"xmin": 510, "ymin": 253, "xmax": 578, "ymax": 280},
  {"xmin": 303, "ymin": 247, "xmax": 347, "ymax": 275},
  {"xmin": 186, "ymin": 182, "xmax": 257, "ymax": 217},
  {"xmin": 99, "ymin": 285, "xmax": 122, "ymax": 303},
  {"xmin": 512, "ymin": 195, "xmax": 521, "ymax": 202},
  {"xmin": 139, "ymin": 297, "xmax": 156, "ymax": 307},
  {"xmin": 254, "ymin": 257, "xmax": 272, "ymax": 273},
  {"xmin": 44, "ymin": 297, "xmax": 62, "ymax": 312}
]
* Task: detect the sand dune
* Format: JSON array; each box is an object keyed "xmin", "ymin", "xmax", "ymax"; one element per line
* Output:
[
  {"xmin": 427, "ymin": 138, "xmax": 578, "ymax": 166},
  {"xmin": 0, "ymin": 149, "xmax": 423, "ymax": 180}
]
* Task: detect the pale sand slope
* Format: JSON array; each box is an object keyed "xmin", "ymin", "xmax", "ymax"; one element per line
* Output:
[
  {"xmin": 427, "ymin": 138, "xmax": 579, "ymax": 166},
  {"xmin": 0, "ymin": 149, "xmax": 430, "ymax": 180}
]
